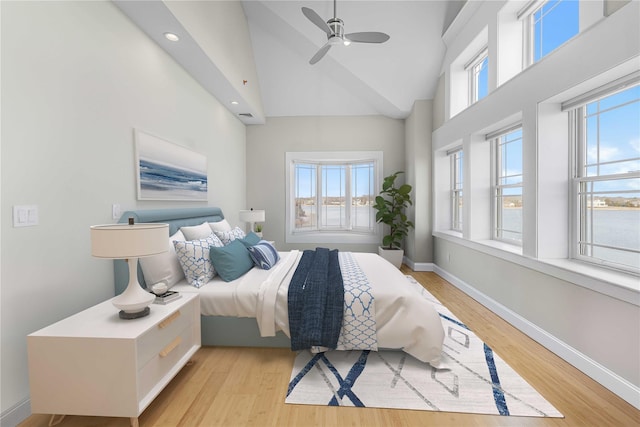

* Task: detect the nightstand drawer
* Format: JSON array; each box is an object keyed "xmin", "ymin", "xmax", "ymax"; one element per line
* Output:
[
  {"xmin": 137, "ymin": 325, "xmax": 195, "ymax": 401},
  {"xmin": 137, "ymin": 300, "xmax": 195, "ymax": 369}
]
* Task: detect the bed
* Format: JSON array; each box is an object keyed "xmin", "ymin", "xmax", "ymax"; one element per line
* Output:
[{"xmin": 114, "ymin": 207, "xmax": 444, "ymax": 366}]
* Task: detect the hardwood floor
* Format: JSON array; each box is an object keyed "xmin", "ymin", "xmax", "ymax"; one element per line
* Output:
[{"xmin": 20, "ymin": 270, "xmax": 639, "ymax": 427}]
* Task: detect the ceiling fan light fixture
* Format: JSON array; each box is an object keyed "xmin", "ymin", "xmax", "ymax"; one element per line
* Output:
[
  {"xmin": 343, "ymin": 38, "xmax": 351, "ymax": 46},
  {"xmin": 328, "ymin": 36, "xmax": 343, "ymax": 46}
]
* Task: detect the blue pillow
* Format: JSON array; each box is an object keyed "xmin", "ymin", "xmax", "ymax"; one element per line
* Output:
[
  {"xmin": 247, "ymin": 240, "xmax": 280, "ymax": 270},
  {"xmin": 209, "ymin": 240, "xmax": 254, "ymax": 282},
  {"xmin": 238, "ymin": 232, "xmax": 261, "ymax": 247}
]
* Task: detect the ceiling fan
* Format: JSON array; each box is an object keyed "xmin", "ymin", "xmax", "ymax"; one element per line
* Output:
[{"xmin": 302, "ymin": 0, "xmax": 390, "ymax": 65}]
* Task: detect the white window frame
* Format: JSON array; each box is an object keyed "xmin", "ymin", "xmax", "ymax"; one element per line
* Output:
[
  {"xmin": 285, "ymin": 151, "xmax": 382, "ymax": 244},
  {"xmin": 565, "ymin": 75, "xmax": 640, "ymax": 274},
  {"xmin": 449, "ymin": 147, "xmax": 464, "ymax": 232},
  {"xmin": 465, "ymin": 47, "xmax": 488, "ymax": 105},
  {"xmin": 520, "ymin": 0, "xmax": 579, "ymax": 67},
  {"xmin": 489, "ymin": 124, "xmax": 523, "ymax": 245}
]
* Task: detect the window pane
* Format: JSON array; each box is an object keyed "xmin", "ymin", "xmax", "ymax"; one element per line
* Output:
[
  {"xmin": 583, "ymin": 85, "xmax": 640, "ymax": 177},
  {"xmin": 495, "ymin": 128, "xmax": 523, "ymax": 243},
  {"xmin": 321, "ymin": 164, "xmax": 346, "ymax": 228},
  {"xmin": 451, "ymin": 151, "xmax": 464, "ymax": 231},
  {"xmin": 577, "ymin": 81, "xmax": 640, "ymax": 270},
  {"xmin": 295, "ymin": 163, "xmax": 316, "ymax": 230},
  {"xmin": 578, "ymin": 177, "xmax": 640, "ymax": 270},
  {"xmin": 352, "ymin": 162, "xmax": 375, "ymax": 230},
  {"xmin": 533, "ymin": 0, "xmax": 579, "ymax": 62},
  {"xmin": 475, "ymin": 57, "xmax": 489, "ymax": 102}
]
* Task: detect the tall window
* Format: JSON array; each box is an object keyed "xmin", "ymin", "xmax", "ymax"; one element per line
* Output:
[
  {"xmin": 449, "ymin": 148, "xmax": 464, "ymax": 231},
  {"xmin": 286, "ymin": 152, "xmax": 381, "ymax": 244},
  {"xmin": 492, "ymin": 127, "xmax": 523, "ymax": 244},
  {"xmin": 569, "ymin": 82, "xmax": 640, "ymax": 272},
  {"xmin": 521, "ymin": 0, "xmax": 579, "ymax": 65},
  {"xmin": 466, "ymin": 48, "xmax": 488, "ymax": 104}
]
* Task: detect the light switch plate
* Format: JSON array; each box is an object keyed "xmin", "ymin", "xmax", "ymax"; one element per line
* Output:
[{"xmin": 13, "ymin": 205, "xmax": 38, "ymax": 227}]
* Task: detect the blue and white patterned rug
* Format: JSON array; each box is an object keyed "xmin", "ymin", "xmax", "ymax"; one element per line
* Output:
[{"xmin": 285, "ymin": 276, "xmax": 563, "ymax": 418}]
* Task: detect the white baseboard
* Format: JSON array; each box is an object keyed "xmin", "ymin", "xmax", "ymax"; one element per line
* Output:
[
  {"xmin": 402, "ymin": 256, "xmax": 434, "ymax": 272},
  {"xmin": 433, "ymin": 264, "xmax": 640, "ymax": 410},
  {"xmin": 1, "ymin": 397, "xmax": 31, "ymax": 427}
]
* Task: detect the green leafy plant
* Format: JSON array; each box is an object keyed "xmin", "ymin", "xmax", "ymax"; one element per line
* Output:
[
  {"xmin": 374, "ymin": 171, "xmax": 414, "ymax": 250},
  {"xmin": 254, "ymin": 224, "xmax": 263, "ymax": 233}
]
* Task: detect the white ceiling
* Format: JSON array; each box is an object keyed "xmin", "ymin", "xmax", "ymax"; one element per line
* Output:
[{"xmin": 115, "ymin": 1, "xmax": 465, "ymax": 124}]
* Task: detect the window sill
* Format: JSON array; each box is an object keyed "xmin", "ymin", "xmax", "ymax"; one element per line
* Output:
[
  {"xmin": 433, "ymin": 231, "xmax": 639, "ymax": 306},
  {"xmin": 286, "ymin": 231, "xmax": 380, "ymax": 245}
]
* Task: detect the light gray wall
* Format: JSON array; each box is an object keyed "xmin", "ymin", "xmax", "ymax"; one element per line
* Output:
[
  {"xmin": 246, "ymin": 116, "xmax": 404, "ymax": 253},
  {"xmin": 404, "ymin": 100, "xmax": 433, "ymax": 264},
  {"xmin": 434, "ymin": 238, "xmax": 640, "ymax": 385},
  {"xmin": 1, "ymin": 1, "xmax": 246, "ymax": 420}
]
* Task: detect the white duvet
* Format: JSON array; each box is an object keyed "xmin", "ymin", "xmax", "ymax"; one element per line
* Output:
[{"xmin": 172, "ymin": 251, "xmax": 444, "ymax": 366}]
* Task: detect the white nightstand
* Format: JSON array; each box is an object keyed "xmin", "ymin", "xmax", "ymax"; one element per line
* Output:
[{"xmin": 27, "ymin": 293, "xmax": 201, "ymax": 427}]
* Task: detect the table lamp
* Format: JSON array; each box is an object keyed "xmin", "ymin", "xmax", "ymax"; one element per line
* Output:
[
  {"xmin": 239, "ymin": 208, "xmax": 265, "ymax": 234},
  {"xmin": 90, "ymin": 220, "xmax": 168, "ymax": 319}
]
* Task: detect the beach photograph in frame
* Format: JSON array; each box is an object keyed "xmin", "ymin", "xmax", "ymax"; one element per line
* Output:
[{"xmin": 135, "ymin": 129, "xmax": 208, "ymax": 201}]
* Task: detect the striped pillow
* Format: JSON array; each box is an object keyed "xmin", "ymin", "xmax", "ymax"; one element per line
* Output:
[{"xmin": 247, "ymin": 240, "xmax": 280, "ymax": 270}]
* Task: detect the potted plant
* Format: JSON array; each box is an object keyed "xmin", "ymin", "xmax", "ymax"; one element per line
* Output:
[
  {"xmin": 373, "ymin": 171, "xmax": 414, "ymax": 268},
  {"xmin": 254, "ymin": 223, "xmax": 263, "ymax": 238}
]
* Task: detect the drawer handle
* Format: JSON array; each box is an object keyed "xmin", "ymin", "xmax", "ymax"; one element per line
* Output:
[
  {"xmin": 158, "ymin": 311, "xmax": 181, "ymax": 329},
  {"xmin": 159, "ymin": 336, "xmax": 181, "ymax": 358}
]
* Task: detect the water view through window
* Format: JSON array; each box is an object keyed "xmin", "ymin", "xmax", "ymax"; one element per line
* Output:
[{"xmin": 294, "ymin": 161, "xmax": 375, "ymax": 233}]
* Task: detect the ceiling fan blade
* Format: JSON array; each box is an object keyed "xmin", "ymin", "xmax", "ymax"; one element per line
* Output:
[
  {"xmin": 309, "ymin": 43, "xmax": 332, "ymax": 65},
  {"xmin": 344, "ymin": 32, "xmax": 390, "ymax": 44},
  {"xmin": 302, "ymin": 7, "xmax": 331, "ymax": 35}
]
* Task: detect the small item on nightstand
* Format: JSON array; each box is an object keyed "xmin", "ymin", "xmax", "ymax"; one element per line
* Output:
[
  {"xmin": 153, "ymin": 290, "xmax": 181, "ymax": 305},
  {"xmin": 151, "ymin": 281, "xmax": 169, "ymax": 295}
]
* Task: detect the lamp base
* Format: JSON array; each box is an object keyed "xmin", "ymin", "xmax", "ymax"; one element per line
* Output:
[{"xmin": 118, "ymin": 306, "xmax": 150, "ymax": 320}]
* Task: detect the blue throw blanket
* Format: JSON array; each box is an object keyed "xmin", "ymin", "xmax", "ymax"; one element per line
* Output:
[{"xmin": 288, "ymin": 248, "xmax": 344, "ymax": 351}]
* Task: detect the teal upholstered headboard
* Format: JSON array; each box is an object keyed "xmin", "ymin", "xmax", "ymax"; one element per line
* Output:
[{"xmin": 113, "ymin": 207, "xmax": 224, "ymax": 295}]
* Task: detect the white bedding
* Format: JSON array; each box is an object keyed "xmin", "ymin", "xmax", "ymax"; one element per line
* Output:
[{"xmin": 172, "ymin": 250, "xmax": 444, "ymax": 366}]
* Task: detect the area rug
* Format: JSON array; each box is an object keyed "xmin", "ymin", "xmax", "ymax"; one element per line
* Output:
[{"xmin": 285, "ymin": 276, "xmax": 563, "ymax": 418}]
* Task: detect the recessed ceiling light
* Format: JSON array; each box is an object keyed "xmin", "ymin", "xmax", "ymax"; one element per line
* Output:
[
  {"xmin": 231, "ymin": 101, "xmax": 239, "ymax": 105},
  {"xmin": 164, "ymin": 32, "xmax": 180, "ymax": 42}
]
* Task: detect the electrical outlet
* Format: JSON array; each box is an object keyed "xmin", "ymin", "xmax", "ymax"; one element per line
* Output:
[{"xmin": 112, "ymin": 204, "xmax": 121, "ymax": 220}]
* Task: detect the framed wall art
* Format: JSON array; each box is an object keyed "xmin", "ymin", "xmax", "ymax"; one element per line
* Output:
[{"xmin": 134, "ymin": 129, "xmax": 208, "ymax": 201}]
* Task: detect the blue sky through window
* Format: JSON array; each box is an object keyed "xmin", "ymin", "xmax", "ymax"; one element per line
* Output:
[
  {"xmin": 477, "ymin": 57, "xmax": 488, "ymax": 101},
  {"xmin": 533, "ymin": 0, "xmax": 579, "ymax": 62},
  {"xmin": 295, "ymin": 162, "xmax": 374, "ymax": 199}
]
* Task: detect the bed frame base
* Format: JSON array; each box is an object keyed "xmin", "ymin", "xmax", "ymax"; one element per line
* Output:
[{"xmin": 201, "ymin": 316, "xmax": 290, "ymax": 347}]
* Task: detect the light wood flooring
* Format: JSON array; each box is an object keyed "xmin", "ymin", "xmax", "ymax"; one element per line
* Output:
[{"xmin": 20, "ymin": 270, "xmax": 639, "ymax": 427}]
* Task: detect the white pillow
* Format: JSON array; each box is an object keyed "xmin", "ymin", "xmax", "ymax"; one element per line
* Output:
[
  {"xmin": 209, "ymin": 219, "xmax": 232, "ymax": 233},
  {"xmin": 139, "ymin": 230, "xmax": 185, "ymax": 288},
  {"xmin": 180, "ymin": 222, "xmax": 213, "ymax": 241},
  {"xmin": 173, "ymin": 233, "xmax": 224, "ymax": 288},
  {"xmin": 214, "ymin": 226, "xmax": 246, "ymax": 245}
]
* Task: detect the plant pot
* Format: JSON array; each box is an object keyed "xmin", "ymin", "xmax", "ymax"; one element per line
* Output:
[{"xmin": 378, "ymin": 246, "xmax": 404, "ymax": 269}]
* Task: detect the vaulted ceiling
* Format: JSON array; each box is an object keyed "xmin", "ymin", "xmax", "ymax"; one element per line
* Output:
[{"xmin": 114, "ymin": 1, "xmax": 465, "ymax": 124}]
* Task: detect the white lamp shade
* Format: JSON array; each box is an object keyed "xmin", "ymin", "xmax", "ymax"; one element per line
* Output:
[
  {"xmin": 239, "ymin": 209, "xmax": 265, "ymax": 223},
  {"xmin": 90, "ymin": 223, "xmax": 169, "ymax": 259}
]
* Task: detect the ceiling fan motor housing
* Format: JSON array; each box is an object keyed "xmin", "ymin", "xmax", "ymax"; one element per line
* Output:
[{"xmin": 327, "ymin": 17, "xmax": 344, "ymax": 43}]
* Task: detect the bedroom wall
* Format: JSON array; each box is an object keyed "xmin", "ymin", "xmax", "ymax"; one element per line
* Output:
[
  {"xmin": 432, "ymin": 0, "xmax": 639, "ymax": 406},
  {"xmin": 245, "ymin": 116, "xmax": 404, "ymax": 253},
  {"xmin": 0, "ymin": 1, "xmax": 247, "ymax": 423},
  {"xmin": 404, "ymin": 100, "xmax": 433, "ymax": 265}
]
